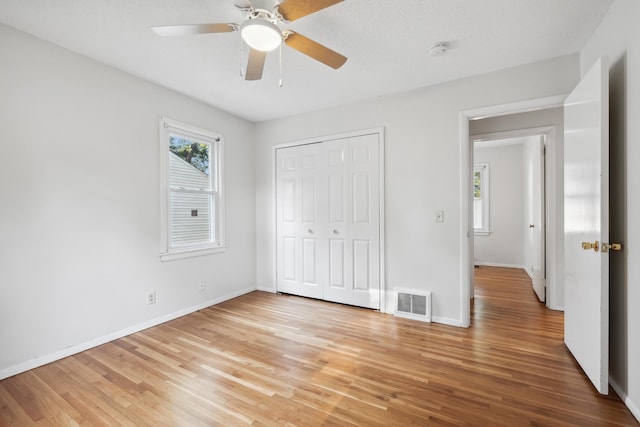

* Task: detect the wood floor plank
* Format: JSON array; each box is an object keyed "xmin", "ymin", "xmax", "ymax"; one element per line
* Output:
[{"xmin": 0, "ymin": 266, "xmax": 637, "ymax": 426}]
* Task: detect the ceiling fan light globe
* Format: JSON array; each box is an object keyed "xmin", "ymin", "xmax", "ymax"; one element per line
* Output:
[{"xmin": 240, "ymin": 19, "xmax": 282, "ymax": 52}]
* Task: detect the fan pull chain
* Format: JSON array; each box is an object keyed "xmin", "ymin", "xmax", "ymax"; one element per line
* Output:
[
  {"xmin": 278, "ymin": 42, "xmax": 283, "ymax": 87},
  {"xmin": 239, "ymin": 38, "xmax": 245, "ymax": 77}
]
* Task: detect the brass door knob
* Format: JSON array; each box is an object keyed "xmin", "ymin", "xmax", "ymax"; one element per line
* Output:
[
  {"xmin": 582, "ymin": 241, "xmax": 599, "ymax": 252},
  {"xmin": 601, "ymin": 242, "xmax": 622, "ymax": 252}
]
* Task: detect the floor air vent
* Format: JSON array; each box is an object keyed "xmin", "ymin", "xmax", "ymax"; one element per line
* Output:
[{"xmin": 394, "ymin": 289, "xmax": 432, "ymax": 322}]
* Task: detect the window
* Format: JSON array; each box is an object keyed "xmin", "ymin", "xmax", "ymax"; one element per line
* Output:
[
  {"xmin": 473, "ymin": 163, "xmax": 490, "ymax": 235},
  {"xmin": 159, "ymin": 117, "xmax": 225, "ymax": 261}
]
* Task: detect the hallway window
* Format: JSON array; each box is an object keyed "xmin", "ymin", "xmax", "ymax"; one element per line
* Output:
[{"xmin": 474, "ymin": 163, "xmax": 490, "ymax": 235}]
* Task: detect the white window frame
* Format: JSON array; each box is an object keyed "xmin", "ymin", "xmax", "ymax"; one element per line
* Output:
[
  {"xmin": 473, "ymin": 163, "xmax": 490, "ymax": 236},
  {"xmin": 159, "ymin": 117, "xmax": 225, "ymax": 261}
]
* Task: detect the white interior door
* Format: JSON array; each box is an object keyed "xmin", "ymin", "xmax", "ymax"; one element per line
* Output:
[
  {"xmin": 276, "ymin": 143, "xmax": 326, "ymax": 299},
  {"xmin": 530, "ymin": 136, "xmax": 545, "ymax": 301},
  {"xmin": 563, "ymin": 57, "xmax": 610, "ymax": 394},
  {"xmin": 276, "ymin": 134, "xmax": 380, "ymax": 309}
]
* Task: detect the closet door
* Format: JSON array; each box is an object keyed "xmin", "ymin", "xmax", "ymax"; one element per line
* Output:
[
  {"xmin": 324, "ymin": 134, "xmax": 380, "ymax": 309},
  {"xmin": 275, "ymin": 134, "xmax": 380, "ymax": 309},
  {"xmin": 275, "ymin": 143, "xmax": 327, "ymax": 299}
]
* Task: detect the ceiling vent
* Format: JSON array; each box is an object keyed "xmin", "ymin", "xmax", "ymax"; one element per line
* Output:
[{"xmin": 394, "ymin": 288, "xmax": 431, "ymax": 322}]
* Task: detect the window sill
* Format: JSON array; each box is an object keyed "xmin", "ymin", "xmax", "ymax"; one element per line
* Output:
[
  {"xmin": 474, "ymin": 231, "xmax": 492, "ymax": 236},
  {"xmin": 160, "ymin": 245, "xmax": 226, "ymax": 262}
]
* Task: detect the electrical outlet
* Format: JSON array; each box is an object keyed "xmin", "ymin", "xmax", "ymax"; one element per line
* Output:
[
  {"xmin": 199, "ymin": 280, "xmax": 205, "ymax": 292},
  {"xmin": 147, "ymin": 291, "xmax": 156, "ymax": 305},
  {"xmin": 436, "ymin": 210, "xmax": 444, "ymax": 223}
]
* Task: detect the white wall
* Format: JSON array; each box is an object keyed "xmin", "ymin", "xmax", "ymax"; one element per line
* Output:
[
  {"xmin": 580, "ymin": 0, "xmax": 640, "ymax": 420},
  {"xmin": 473, "ymin": 143, "xmax": 525, "ymax": 268},
  {"xmin": 255, "ymin": 55, "xmax": 580, "ymax": 326},
  {"xmin": 469, "ymin": 108, "xmax": 565, "ymax": 308},
  {"xmin": 0, "ymin": 24, "xmax": 256, "ymax": 377}
]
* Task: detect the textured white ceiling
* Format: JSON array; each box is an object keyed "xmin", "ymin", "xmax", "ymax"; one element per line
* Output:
[{"xmin": 0, "ymin": 0, "xmax": 612, "ymax": 122}]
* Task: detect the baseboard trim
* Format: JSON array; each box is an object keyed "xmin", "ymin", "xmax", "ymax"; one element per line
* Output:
[
  {"xmin": 0, "ymin": 286, "xmax": 255, "ymax": 381},
  {"xmin": 524, "ymin": 268, "xmax": 534, "ymax": 280},
  {"xmin": 474, "ymin": 262, "xmax": 525, "ymax": 270},
  {"xmin": 431, "ymin": 316, "xmax": 464, "ymax": 328},
  {"xmin": 610, "ymin": 376, "xmax": 640, "ymax": 423},
  {"xmin": 380, "ymin": 307, "xmax": 463, "ymax": 328}
]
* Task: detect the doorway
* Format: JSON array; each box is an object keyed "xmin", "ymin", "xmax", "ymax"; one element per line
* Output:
[
  {"xmin": 470, "ymin": 132, "xmax": 547, "ymax": 303},
  {"xmin": 459, "ymin": 59, "xmax": 611, "ymax": 396},
  {"xmin": 458, "ymin": 95, "xmax": 567, "ymax": 327}
]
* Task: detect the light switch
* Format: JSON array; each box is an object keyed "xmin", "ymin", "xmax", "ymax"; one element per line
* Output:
[{"xmin": 436, "ymin": 210, "xmax": 444, "ymax": 223}]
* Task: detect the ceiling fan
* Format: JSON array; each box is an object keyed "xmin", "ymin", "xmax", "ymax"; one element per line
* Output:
[{"xmin": 152, "ymin": 0, "xmax": 347, "ymax": 81}]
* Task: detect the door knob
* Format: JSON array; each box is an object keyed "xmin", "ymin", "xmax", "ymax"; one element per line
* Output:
[
  {"xmin": 581, "ymin": 240, "xmax": 599, "ymax": 252},
  {"xmin": 529, "ymin": 224, "xmax": 535, "ymax": 228},
  {"xmin": 307, "ymin": 229, "xmax": 313, "ymax": 234},
  {"xmin": 332, "ymin": 229, "xmax": 339, "ymax": 234},
  {"xmin": 601, "ymin": 242, "xmax": 622, "ymax": 252}
]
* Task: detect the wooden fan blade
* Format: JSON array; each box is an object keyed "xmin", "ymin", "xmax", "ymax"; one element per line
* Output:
[
  {"xmin": 277, "ymin": 0, "xmax": 343, "ymax": 22},
  {"xmin": 245, "ymin": 49, "xmax": 267, "ymax": 80},
  {"xmin": 152, "ymin": 23, "xmax": 236, "ymax": 36},
  {"xmin": 284, "ymin": 32, "xmax": 347, "ymax": 69}
]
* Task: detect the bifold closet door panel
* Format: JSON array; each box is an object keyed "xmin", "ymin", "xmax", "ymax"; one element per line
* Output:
[
  {"xmin": 275, "ymin": 143, "xmax": 328, "ymax": 299},
  {"xmin": 324, "ymin": 134, "xmax": 380, "ymax": 309}
]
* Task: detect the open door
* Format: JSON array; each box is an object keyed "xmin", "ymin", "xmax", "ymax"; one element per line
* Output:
[
  {"xmin": 529, "ymin": 136, "xmax": 546, "ymax": 301},
  {"xmin": 563, "ymin": 57, "xmax": 616, "ymax": 395}
]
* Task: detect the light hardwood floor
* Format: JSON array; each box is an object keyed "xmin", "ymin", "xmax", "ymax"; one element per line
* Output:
[{"xmin": 0, "ymin": 266, "xmax": 637, "ymax": 426}]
